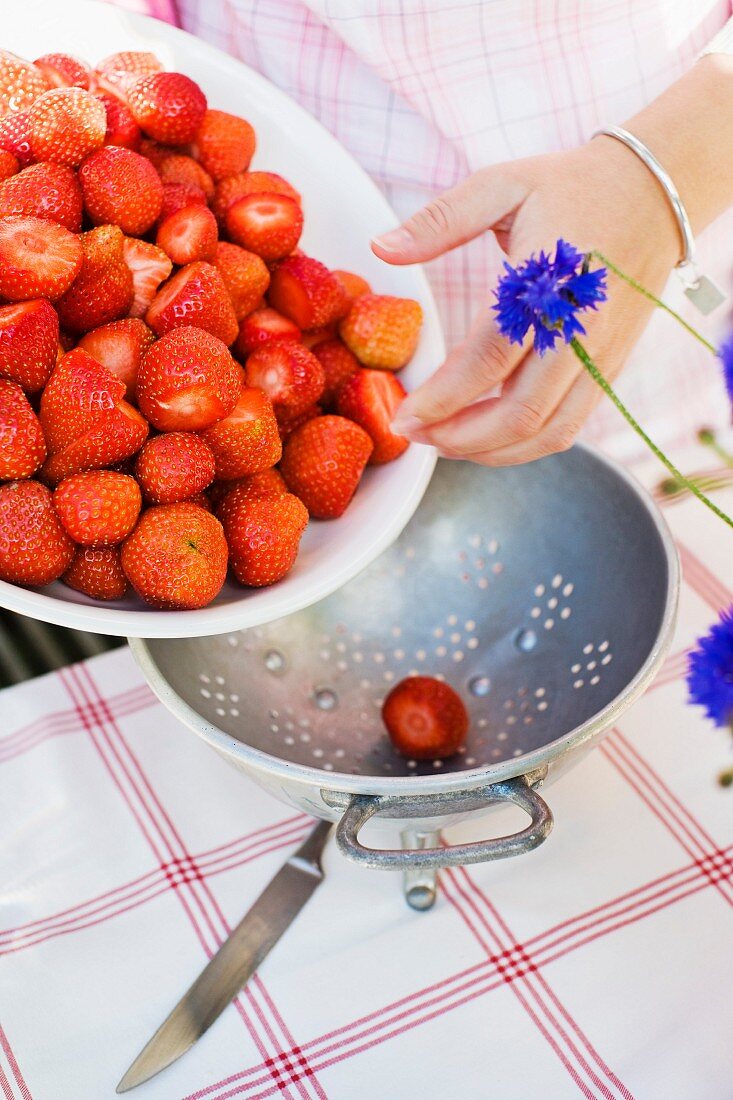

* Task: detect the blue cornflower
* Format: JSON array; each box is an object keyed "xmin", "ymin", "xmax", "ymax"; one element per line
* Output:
[
  {"xmin": 687, "ymin": 606, "xmax": 733, "ymax": 727},
  {"xmin": 718, "ymin": 335, "xmax": 733, "ymax": 404},
  {"xmin": 493, "ymin": 239, "xmax": 607, "ymax": 355}
]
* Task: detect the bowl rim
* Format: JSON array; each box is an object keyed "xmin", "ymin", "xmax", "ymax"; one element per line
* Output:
[
  {"xmin": 0, "ymin": 0, "xmax": 441, "ymax": 638},
  {"xmin": 129, "ymin": 442, "xmax": 681, "ymax": 796}
]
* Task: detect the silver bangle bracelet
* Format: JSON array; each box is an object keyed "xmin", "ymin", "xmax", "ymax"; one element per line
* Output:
[{"xmin": 593, "ymin": 125, "xmax": 725, "ymax": 315}]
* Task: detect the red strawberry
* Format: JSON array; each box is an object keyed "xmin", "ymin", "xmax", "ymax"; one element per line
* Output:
[
  {"xmin": 340, "ymin": 294, "xmax": 423, "ymax": 370},
  {"xmin": 156, "ymin": 203, "xmax": 218, "ymax": 265},
  {"xmin": 158, "ymin": 154, "xmax": 214, "ymax": 201},
  {"xmin": 41, "ymin": 402, "xmax": 148, "ymax": 485},
  {"xmin": 0, "ymin": 216, "xmax": 82, "ymax": 302},
  {"xmin": 210, "ymin": 466, "xmax": 287, "ymax": 509},
  {"xmin": 217, "ymin": 490, "xmax": 307, "ymax": 587},
  {"xmin": 213, "ymin": 242, "xmax": 269, "ymax": 321},
  {"xmin": 158, "ymin": 181, "xmax": 207, "ymax": 222},
  {"xmin": 63, "ymin": 544, "xmax": 128, "ymax": 600},
  {"xmin": 268, "ymin": 255, "xmax": 347, "ymax": 331},
  {"xmin": 145, "ymin": 261, "xmax": 238, "ymax": 345},
  {"xmin": 56, "ymin": 224, "xmax": 133, "ymax": 334},
  {"xmin": 191, "ymin": 109, "xmax": 255, "ymax": 181},
  {"xmin": 121, "ymin": 502, "xmax": 228, "ymax": 609},
  {"xmin": 211, "ymin": 171, "xmax": 300, "ymax": 226},
  {"xmin": 77, "ymin": 317, "xmax": 155, "ymax": 400},
  {"xmin": 333, "ymin": 269, "xmax": 371, "ymax": 309},
  {"xmin": 137, "ymin": 326, "xmax": 242, "ymax": 431},
  {"xmin": 382, "ymin": 677, "xmax": 468, "ymax": 761},
  {"xmin": 0, "ymin": 380, "xmax": 46, "ymax": 478},
  {"xmin": 121, "ymin": 237, "xmax": 172, "ymax": 320},
  {"xmin": 0, "ymin": 111, "xmax": 34, "ymax": 167},
  {"xmin": 301, "ymin": 325, "xmax": 337, "ymax": 349},
  {"xmin": 40, "ymin": 347, "xmax": 126, "ymax": 453},
  {"xmin": 53, "ymin": 470, "xmax": 141, "ymax": 544},
  {"xmin": 0, "ymin": 150, "xmax": 18, "ymax": 179},
  {"xmin": 0, "ymin": 50, "xmax": 48, "ymax": 117},
  {"xmin": 29, "ymin": 87, "xmax": 106, "ymax": 166},
  {"xmin": 138, "ymin": 137, "xmax": 178, "ymax": 170},
  {"xmin": 34, "ymin": 54, "xmax": 90, "ymax": 90},
  {"xmin": 0, "ymin": 161, "xmax": 83, "ymax": 230},
  {"xmin": 336, "ymin": 369, "xmax": 409, "ymax": 464},
  {"xmin": 200, "ymin": 387, "xmax": 281, "ymax": 480},
  {"xmin": 276, "ymin": 402, "xmax": 322, "ymax": 442},
  {"xmin": 79, "ymin": 146, "xmax": 163, "ymax": 234},
  {"xmin": 96, "ymin": 92, "xmax": 141, "ymax": 150},
  {"xmin": 245, "ymin": 342, "xmax": 324, "ymax": 415},
  {"xmin": 188, "ymin": 492, "xmax": 213, "ymax": 513},
  {"xmin": 234, "ymin": 307, "xmax": 300, "ymax": 359},
  {"xmin": 135, "ymin": 431, "xmax": 216, "ymax": 504},
  {"xmin": 0, "ymin": 299, "xmax": 59, "ymax": 392},
  {"xmin": 225, "ymin": 193, "xmax": 303, "ymax": 262},
  {"xmin": 127, "ymin": 72, "xmax": 207, "ymax": 145},
  {"xmin": 280, "ymin": 415, "xmax": 372, "ymax": 519},
  {"xmin": 94, "ymin": 51, "xmax": 163, "ymax": 98},
  {"xmin": 311, "ymin": 338, "xmax": 359, "ymax": 405},
  {"xmin": 0, "ymin": 480, "xmax": 75, "ymax": 586}
]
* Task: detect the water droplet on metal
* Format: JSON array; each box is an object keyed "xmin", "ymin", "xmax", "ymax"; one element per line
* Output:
[
  {"xmin": 264, "ymin": 649, "xmax": 285, "ymax": 673},
  {"xmin": 515, "ymin": 629, "xmax": 538, "ymax": 653},
  {"xmin": 314, "ymin": 688, "xmax": 337, "ymax": 711},
  {"xmin": 468, "ymin": 675, "xmax": 491, "ymax": 697}
]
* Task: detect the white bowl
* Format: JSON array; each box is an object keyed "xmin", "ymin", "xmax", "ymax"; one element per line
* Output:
[{"xmin": 0, "ymin": 0, "xmax": 443, "ymax": 637}]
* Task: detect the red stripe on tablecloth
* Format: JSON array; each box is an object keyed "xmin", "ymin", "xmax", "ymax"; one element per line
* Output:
[
  {"xmin": 677, "ymin": 541, "xmax": 733, "ymax": 610},
  {"xmin": 0, "ymin": 1027, "xmax": 31, "ymax": 1100}
]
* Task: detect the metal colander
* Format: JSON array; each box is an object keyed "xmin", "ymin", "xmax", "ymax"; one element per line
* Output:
[{"xmin": 131, "ymin": 445, "xmax": 679, "ymax": 908}]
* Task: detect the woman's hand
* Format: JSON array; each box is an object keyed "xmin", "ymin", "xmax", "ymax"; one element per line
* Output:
[{"xmin": 372, "ymin": 135, "xmax": 680, "ymax": 465}]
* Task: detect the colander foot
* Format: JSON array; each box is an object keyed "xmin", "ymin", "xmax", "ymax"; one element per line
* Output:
[{"xmin": 401, "ymin": 829, "xmax": 440, "ymax": 911}]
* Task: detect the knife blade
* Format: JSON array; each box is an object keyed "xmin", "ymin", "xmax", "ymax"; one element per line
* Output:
[{"xmin": 117, "ymin": 819, "xmax": 332, "ymax": 1093}]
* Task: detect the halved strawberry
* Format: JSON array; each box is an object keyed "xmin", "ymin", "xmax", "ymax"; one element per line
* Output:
[
  {"xmin": 0, "ymin": 480, "xmax": 75, "ymax": 586},
  {"xmin": 121, "ymin": 502, "xmax": 228, "ymax": 609},
  {"xmin": 336, "ymin": 369, "xmax": 409, "ymax": 464},
  {"xmin": 127, "ymin": 72, "xmax": 207, "ymax": 145},
  {"xmin": 96, "ymin": 92, "xmax": 141, "ymax": 150},
  {"xmin": 137, "ymin": 326, "xmax": 242, "ymax": 431},
  {"xmin": 79, "ymin": 145, "xmax": 163, "ymax": 235},
  {"xmin": 279, "ymin": 414, "xmax": 373, "ymax": 519},
  {"xmin": 191, "ymin": 109, "xmax": 255, "ymax": 181},
  {"xmin": 0, "ymin": 111, "xmax": 34, "ymax": 167},
  {"xmin": 382, "ymin": 677, "xmax": 468, "ymax": 761},
  {"xmin": 268, "ymin": 254, "xmax": 347, "ymax": 331},
  {"xmin": 63, "ymin": 544, "xmax": 128, "ymax": 600},
  {"xmin": 77, "ymin": 317, "xmax": 155, "ymax": 400},
  {"xmin": 0, "ymin": 380, "xmax": 46, "ymax": 478},
  {"xmin": 53, "ymin": 470, "xmax": 142, "ymax": 544},
  {"xmin": 0, "ymin": 162, "xmax": 83, "ymax": 230},
  {"xmin": 135, "ymin": 431, "xmax": 216, "ymax": 504},
  {"xmin": 0, "ymin": 299, "xmax": 59, "ymax": 392},
  {"xmin": 200, "ymin": 387, "xmax": 281, "ymax": 480},
  {"xmin": 34, "ymin": 54, "xmax": 90, "ymax": 90},
  {"xmin": 333, "ymin": 269, "xmax": 371, "ymax": 309},
  {"xmin": 156, "ymin": 203, "xmax": 218, "ymax": 265},
  {"xmin": 213, "ymin": 241, "xmax": 269, "ymax": 321},
  {"xmin": 122, "ymin": 237, "xmax": 172, "ymax": 320},
  {"xmin": 158, "ymin": 154, "xmax": 214, "ymax": 201},
  {"xmin": 41, "ymin": 401, "xmax": 148, "ymax": 486},
  {"xmin": 217, "ymin": 490, "xmax": 308, "ymax": 588},
  {"xmin": 158, "ymin": 181, "xmax": 207, "ymax": 223},
  {"xmin": 245, "ymin": 342, "xmax": 324, "ymax": 415},
  {"xmin": 311, "ymin": 338, "xmax": 359, "ymax": 405},
  {"xmin": 145, "ymin": 261, "xmax": 238, "ymax": 345},
  {"xmin": 211, "ymin": 171, "xmax": 300, "ymax": 226},
  {"xmin": 56, "ymin": 224, "xmax": 133, "ymax": 334},
  {"xmin": 94, "ymin": 51, "xmax": 162, "ymax": 98},
  {"xmin": 340, "ymin": 294, "xmax": 423, "ymax": 370},
  {"xmin": 225, "ymin": 192, "xmax": 303, "ymax": 262},
  {"xmin": 29, "ymin": 87, "xmax": 106, "ymax": 166},
  {"xmin": 0, "ymin": 216, "xmax": 82, "ymax": 302},
  {"xmin": 40, "ymin": 347, "xmax": 126, "ymax": 453},
  {"xmin": 234, "ymin": 307, "xmax": 300, "ymax": 359},
  {"xmin": 0, "ymin": 50, "xmax": 48, "ymax": 117},
  {"xmin": 0, "ymin": 149, "xmax": 18, "ymax": 179}
]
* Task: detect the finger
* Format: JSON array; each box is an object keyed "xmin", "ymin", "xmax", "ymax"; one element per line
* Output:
[
  {"xmin": 406, "ymin": 342, "xmax": 583, "ymax": 454},
  {"xmin": 371, "ymin": 167, "xmax": 528, "ymax": 264},
  {"xmin": 391, "ymin": 304, "xmax": 530, "ymax": 432}
]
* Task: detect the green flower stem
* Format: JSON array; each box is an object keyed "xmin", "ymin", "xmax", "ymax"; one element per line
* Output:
[
  {"xmin": 591, "ymin": 251, "xmax": 717, "ymax": 355},
  {"xmin": 570, "ymin": 337, "xmax": 733, "ymax": 531},
  {"xmin": 698, "ymin": 428, "xmax": 733, "ymax": 469}
]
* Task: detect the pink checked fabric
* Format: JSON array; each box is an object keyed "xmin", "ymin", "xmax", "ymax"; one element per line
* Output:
[
  {"xmin": 2, "ymin": 436, "xmax": 733, "ymax": 1098},
  {"xmin": 111, "ymin": 0, "xmax": 733, "ymax": 459}
]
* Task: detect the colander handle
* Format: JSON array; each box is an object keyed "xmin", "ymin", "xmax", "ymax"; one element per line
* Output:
[{"xmin": 334, "ymin": 776, "xmax": 552, "ymax": 870}]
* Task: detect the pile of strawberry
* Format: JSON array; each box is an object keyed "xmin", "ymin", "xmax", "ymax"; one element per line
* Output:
[{"xmin": 0, "ymin": 48, "xmax": 422, "ymax": 609}]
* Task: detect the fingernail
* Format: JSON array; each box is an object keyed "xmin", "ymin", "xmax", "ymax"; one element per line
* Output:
[
  {"xmin": 371, "ymin": 226, "xmax": 414, "ymax": 253},
  {"xmin": 390, "ymin": 413, "xmax": 424, "ymax": 437}
]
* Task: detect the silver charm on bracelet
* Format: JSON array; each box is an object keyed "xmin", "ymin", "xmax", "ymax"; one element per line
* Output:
[{"xmin": 594, "ymin": 125, "xmax": 726, "ymax": 315}]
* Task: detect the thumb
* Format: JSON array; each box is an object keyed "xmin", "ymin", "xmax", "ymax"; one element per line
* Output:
[{"xmin": 371, "ymin": 167, "xmax": 528, "ymax": 265}]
